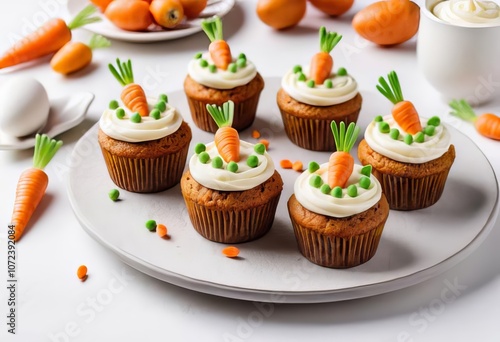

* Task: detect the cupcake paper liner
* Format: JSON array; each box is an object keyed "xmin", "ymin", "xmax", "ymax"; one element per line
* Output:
[
  {"xmin": 279, "ymin": 108, "xmax": 360, "ymax": 151},
  {"xmin": 186, "ymin": 91, "xmax": 262, "ymax": 133},
  {"xmin": 372, "ymin": 167, "xmax": 452, "ymax": 211},
  {"xmin": 99, "ymin": 144, "xmax": 189, "ymax": 193},
  {"xmin": 291, "ymin": 217, "xmax": 387, "ymax": 269},
  {"xmin": 183, "ymin": 192, "xmax": 282, "ymax": 243}
]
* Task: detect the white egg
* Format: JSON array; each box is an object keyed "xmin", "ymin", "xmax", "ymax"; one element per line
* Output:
[{"xmin": 0, "ymin": 77, "xmax": 50, "ymax": 138}]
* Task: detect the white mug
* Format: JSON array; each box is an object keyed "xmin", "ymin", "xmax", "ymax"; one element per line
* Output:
[{"xmin": 417, "ymin": 0, "xmax": 500, "ymax": 105}]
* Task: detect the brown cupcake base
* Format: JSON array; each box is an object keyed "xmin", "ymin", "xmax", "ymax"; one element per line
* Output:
[
  {"xmin": 180, "ymin": 170, "xmax": 283, "ymax": 244},
  {"xmin": 277, "ymin": 89, "xmax": 362, "ymax": 151},
  {"xmin": 288, "ymin": 194, "xmax": 389, "ymax": 269},
  {"xmin": 357, "ymin": 139, "xmax": 456, "ymax": 211},
  {"xmin": 98, "ymin": 121, "xmax": 192, "ymax": 193},
  {"xmin": 184, "ymin": 73, "xmax": 265, "ymax": 133}
]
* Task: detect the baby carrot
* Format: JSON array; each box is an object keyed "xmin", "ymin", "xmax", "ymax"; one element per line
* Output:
[
  {"xmin": 252, "ymin": 130, "xmax": 261, "ymax": 139},
  {"xmin": 449, "ymin": 99, "xmax": 500, "ymax": 141},
  {"xmin": 377, "ymin": 71, "xmax": 422, "ymax": 135},
  {"xmin": 109, "ymin": 58, "xmax": 149, "ymax": 116},
  {"xmin": 11, "ymin": 134, "xmax": 63, "ymax": 241},
  {"xmin": 156, "ymin": 223, "xmax": 168, "ymax": 238},
  {"xmin": 149, "ymin": 0, "xmax": 185, "ymax": 29},
  {"xmin": 328, "ymin": 121, "xmax": 359, "ymax": 188},
  {"xmin": 90, "ymin": 0, "xmax": 113, "ymax": 12},
  {"xmin": 0, "ymin": 5, "xmax": 100, "ymax": 69},
  {"xmin": 309, "ymin": 27, "xmax": 342, "ymax": 85},
  {"xmin": 201, "ymin": 16, "xmax": 232, "ymax": 70},
  {"xmin": 77, "ymin": 265, "xmax": 88, "ymax": 281},
  {"xmin": 222, "ymin": 246, "xmax": 240, "ymax": 258},
  {"xmin": 206, "ymin": 100, "xmax": 240, "ymax": 163},
  {"xmin": 280, "ymin": 159, "xmax": 293, "ymax": 169},
  {"xmin": 292, "ymin": 160, "xmax": 303, "ymax": 172},
  {"xmin": 51, "ymin": 34, "xmax": 111, "ymax": 75},
  {"xmin": 104, "ymin": 0, "xmax": 153, "ymax": 31}
]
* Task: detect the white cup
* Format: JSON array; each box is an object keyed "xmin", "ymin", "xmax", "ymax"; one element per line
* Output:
[{"xmin": 417, "ymin": 0, "xmax": 500, "ymax": 105}]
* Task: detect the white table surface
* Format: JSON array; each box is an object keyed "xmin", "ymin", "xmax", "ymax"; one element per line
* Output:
[{"xmin": 1, "ymin": 0, "xmax": 500, "ymax": 341}]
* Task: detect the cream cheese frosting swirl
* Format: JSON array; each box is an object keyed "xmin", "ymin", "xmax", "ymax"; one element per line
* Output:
[
  {"xmin": 99, "ymin": 98, "xmax": 183, "ymax": 143},
  {"xmin": 187, "ymin": 53, "xmax": 257, "ymax": 89},
  {"xmin": 433, "ymin": 0, "xmax": 500, "ymax": 26},
  {"xmin": 364, "ymin": 115, "xmax": 451, "ymax": 164},
  {"xmin": 294, "ymin": 164, "xmax": 382, "ymax": 218},
  {"xmin": 189, "ymin": 140, "xmax": 275, "ymax": 191},
  {"xmin": 281, "ymin": 66, "xmax": 358, "ymax": 106}
]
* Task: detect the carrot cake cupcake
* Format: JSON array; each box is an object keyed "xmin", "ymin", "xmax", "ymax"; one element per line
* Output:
[
  {"xmin": 181, "ymin": 101, "xmax": 283, "ymax": 243},
  {"xmin": 288, "ymin": 121, "xmax": 389, "ymax": 268},
  {"xmin": 98, "ymin": 58, "xmax": 192, "ymax": 193},
  {"xmin": 184, "ymin": 16, "xmax": 264, "ymax": 133},
  {"xmin": 277, "ymin": 26, "xmax": 362, "ymax": 151},
  {"xmin": 358, "ymin": 71, "xmax": 455, "ymax": 210}
]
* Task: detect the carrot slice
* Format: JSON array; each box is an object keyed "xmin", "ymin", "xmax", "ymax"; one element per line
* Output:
[
  {"xmin": 280, "ymin": 159, "xmax": 293, "ymax": 169},
  {"xmin": 222, "ymin": 246, "xmax": 240, "ymax": 258},
  {"xmin": 77, "ymin": 265, "xmax": 88, "ymax": 281},
  {"xmin": 292, "ymin": 160, "xmax": 303, "ymax": 172}
]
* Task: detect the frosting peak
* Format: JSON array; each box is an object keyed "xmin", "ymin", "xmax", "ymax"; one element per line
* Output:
[{"xmin": 433, "ymin": 0, "xmax": 500, "ymax": 26}]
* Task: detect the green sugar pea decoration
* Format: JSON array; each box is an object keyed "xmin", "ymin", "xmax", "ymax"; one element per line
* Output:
[
  {"xmin": 159, "ymin": 93, "xmax": 168, "ymax": 103},
  {"xmin": 320, "ymin": 184, "xmax": 331, "ymax": 194},
  {"xmin": 374, "ymin": 115, "xmax": 384, "ymax": 123},
  {"xmin": 360, "ymin": 165, "xmax": 372, "ymax": 177},
  {"xmin": 389, "ymin": 128, "xmax": 400, "ymax": 140},
  {"xmin": 337, "ymin": 67, "xmax": 347, "ymax": 76},
  {"xmin": 199, "ymin": 151, "xmax": 210, "ymax": 164},
  {"xmin": 228, "ymin": 63, "xmax": 237, "ymax": 73},
  {"xmin": 155, "ymin": 100, "xmax": 166, "ymax": 112},
  {"xmin": 324, "ymin": 79, "xmax": 333, "ymax": 88},
  {"xmin": 212, "ymin": 156, "xmax": 223, "ymax": 169},
  {"xmin": 307, "ymin": 80, "xmax": 315, "ymax": 88},
  {"xmin": 108, "ymin": 189, "xmax": 120, "ymax": 201},
  {"xmin": 309, "ymin": 174, "xmax": 323, "ymax": 188},
  {"xmin": 247, "ymin": 155, "xmax": 259, "ymax": 168},
  {"xmin": 298, "ymin": 73, "xmax": 307, "ymax": 82},
  {"xmin": 359, "ymin": 176, "xmax": 371, "ymax": 189},
  {"xmin": 236, "ymin": 58, "xmax": 246, "ymax": 68},
  {"xmin": 199, "ymin": 59, "xmax": 208, "ymax": 67},
  {"xmin": 209, "ymin": 64, "xmax": 217, "ymax": 73},
  {"xmin": 109, "ymin": 100, "xmax": 119, "ymax": 109},
  {"xmin": 194, "ymin": 143, "xmax": 206, "ymax": 154},
  {"xmin": 427, "ymin": 116, "xmax": 441, "ymax": 127},
  {"xmin": 347, "ymin": 184, "xmax": 358, "ymax": 197},
  {"xmin": 308, "ymin": 161, "xmax": 320, "ymax": 173},
  {"xmin": 404, "ymin": 134, "xmax": 413, "ymax": 145},
  {"xmin": 228, "ymin": 161, "xmax": 238, "ymax": 173},
  {"xmin": 130, "ymin": 113, "xmax": 141, "ymax": 123},
  {"xmin": 424, "ymin": 125, "xmax": 436, "ymax": 136},
  {"xmin": 194, "ymin": 52, "xmax": 202, "ymax": 59},
  {"xmin": 115, "ymin": 108, "xmax": 125, "ymax": 119},
  {"xmin": 378, "ymin": 122, "xmax": 390, "ymax": 133},
  {"xmin": 331, "ymin": 186, "xmax": 343, "ymax": 198},
  {"xmin": 293, "ymin": 65, "xmax": 302, "ymax": 73},
  {"xmin": 149, "ymin": 109, "xmax": 161, "ymax": 120},
  {"xmin": 145, "ymin": 219, "xmax": 157, "ymax": 232},
  {"xmin": 254, "ymin": 143, "xmax": 266, "ymax": 155},
  {"xmin": 414, "ymin": 131, "xmax": 425, "ymax": 143}
]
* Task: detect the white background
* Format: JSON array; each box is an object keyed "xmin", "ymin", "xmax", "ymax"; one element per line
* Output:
[{"xmin": 1, "ymin": 0, "xmax": 500, "ymax": 341}]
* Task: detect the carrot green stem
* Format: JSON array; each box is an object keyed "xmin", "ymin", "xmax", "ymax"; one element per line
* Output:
[
  {"xmin": 319, "ymin": 26, "xmax": 342, "ymax": 53},
  {"xmin": 331, "ymin": 121, "xmax": 359, "ymax": 153},
  {"xmin": 449, "ymin": 99, "xmax": 478, "ymax": 123},
  {"xmin": 206, "ymin": 100, "xmax": 234, "ymax": 128},
  {"xmin": 109, "ymin": 58, "xmax": 134, "ymax": 86},
  {"xmin": 67, "ymin": 4, "xmax": 101, "ymax": 30},
  {"xmin": 89, "ymin": 34, "xmax": 111, "ymax": 50},
  {"xmin": 201, "ymin": 16, "xmax": 223, "ymax": 42},
  {"xmin": 377, "ymin": 70, "xmax": 404, "ymax": 104},
  {"xmin": 33, "ymin": 134, "xmax": 63, "ymax": 170}
]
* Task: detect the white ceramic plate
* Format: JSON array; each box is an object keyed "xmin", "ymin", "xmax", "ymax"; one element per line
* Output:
[
  {"xmin": 66, "ymin": 78, "xmax": 499, "ymax": 303},
  {"xmin": 66, "ymin": 0, "xmax": 236, "ymax": 43},
  {"xmin": 0, "ymin": 92, "xmax": 94, "ymax": 150}
]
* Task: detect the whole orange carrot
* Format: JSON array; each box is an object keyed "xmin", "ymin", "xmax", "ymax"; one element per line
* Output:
[
  {"xmin": 206, "ymin": 100, "xmax": 240, "ymax": 163},
  {"xmin": 50, "ymin": 34, "xmax": 111, "ymax": 75},
  {"xmin": 328, "ymin": 121, "xmax": 359, "ymax": 188},
  {"xmin": 11, "ymin": 134, "xmax": 63, "ymax": 241},
  {"xmin": 109, "ymin": 58, "xmax": 149, "ymax": 116},
  {"xmin": 309, "ymin": 27, "xmax": 342, "ymax": 85},
  {"xmin": 449, "ymin": 99, "xmax": 500, "ymax": 141},
  {"xmin": 377, "ymin": 70, "xmax": 422, "ymax": 135},
  {"xmin": 0, "ymin": 5, "xmax": 101, "ymax": 69},
  {"xmin": 201, "ymin": 16, "xmax": 232, "ymax": 70}
]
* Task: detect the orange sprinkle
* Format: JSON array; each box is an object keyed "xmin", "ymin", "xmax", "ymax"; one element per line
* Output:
[
  {"xmin": 292, "ymin": 160, "xmax": 303, "ymax": 172},
  {"xmin": 222, "ymin": 246, "xmax": 240, "ymax": 258},
  {"xmin": 156, "ymin": 223, "xmax": 168, "ymax": 238},
  {"xmin": 259, "ymin": 139, "xmax": 269, "ymax": 150},
  {"xmin": 280, "ymin": 159, "xmax": 293, "ymax": 169},
  {"xmin": 77, "ymin": 265, "xmax": 88, "ymax": 281},
  {"xmin": 252, "ymin": 130, "xmax": 261, "ymax": 139}
]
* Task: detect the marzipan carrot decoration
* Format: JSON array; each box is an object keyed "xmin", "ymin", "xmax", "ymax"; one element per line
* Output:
[
  {"xmin": 109, "ymin": 58, "xmax": 149, "ymax": 116},
  {"xmin": 0, "ymin": 5, "xmax": 101, "ymax": 69},
  {"xmin": 11, "ymin": 134, "xmax": 63, "ymax": 241},
  {"xmin": 328, "ymin": 121, "xmax": 360, "ymax": 188},
  {"xmin": 201, "ymin": 16, "xmax": 232, "ymax": 70},
  {"xmin": 51, "ymin": 34, "xmax": 111, "ymax": 75},
  {"xmin": 449, "ymin": 99, "xmax": 500, "ymax": 141},
  {"xmin": 206, "ymin": 100, "xmax": 240, "ymax": 163},
  {"xmin": 377, "ymin": 70, "xmax": 422, "ymax": 135},
  {"xmin": 309, "ymin": 27, "xmax": 342, "ymax": 85}
]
